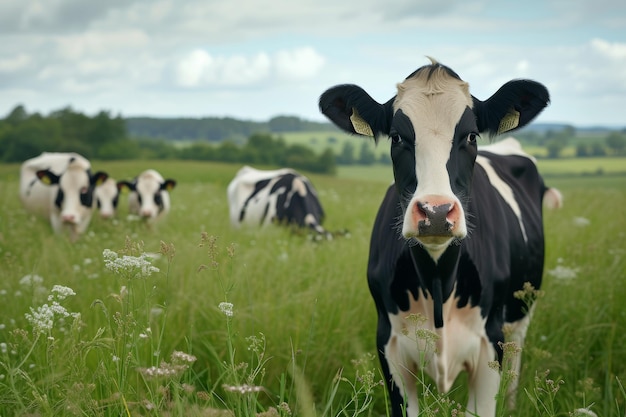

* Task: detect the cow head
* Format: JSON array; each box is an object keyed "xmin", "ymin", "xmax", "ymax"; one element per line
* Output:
[
  {"xmin": 36, "ymin": 160, "xmax": 108, "ymax": 239},
  {"xmin": 95, "ymin": 177, "xmax": 120, "ymax": 219},
  {"xmin": 319, "ymin": 57, "xmax": 549, "ymax": 258},
  {"xmin": 119, "ymin": 175, "xmax": 176, "ymax": 221}
]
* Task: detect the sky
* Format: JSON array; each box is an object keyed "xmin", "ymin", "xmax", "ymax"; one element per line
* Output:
[{"xmin": 1, "ymin": 0, "xmax": 625, "ymax": 128}]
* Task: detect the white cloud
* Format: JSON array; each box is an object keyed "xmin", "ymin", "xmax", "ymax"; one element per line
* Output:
[
  {"xmin": 590, "ymin": 38, "xmax": 626, "ymax": 60},
  {"xmin": 0, "ymin": 53, "xmax": 31, "ymax": 72},
  {"xmin": 174, "ymin": 47, "xmax": 325, "ymax": 88},
  {"xmin": 274, "ymin": 47, "xmax": 326, "ymax": 80}
]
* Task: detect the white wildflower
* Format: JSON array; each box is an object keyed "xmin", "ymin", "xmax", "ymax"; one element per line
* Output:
[
  {"xmin": 49, "ymin": 285, "xmax": 76, "ymax": 301},
  {"xmin": 171, "ymin": 351, "xmax": 197, "ymax": 364},
  {"xmin": 547, "ymin": 265, "xmax": 580, "ymax": 280},
  {"xmin": 573, "ymin": 217, "xmax": 590, "ymax": 227},
  {"xmin": 0, "ymin": 343, "xmax": 7, "ymax": 354},
  {"xmin": 572, "ymin": 409, "xmax": 598, "ymax": 417},
  {"xmin": 218, "ymin": 302, "xmax": 234, "ymax": 317},
  {"xmin": 102, "ymin": 249, "xmax": 160, "ymax": 278},
  {"xmin": 25, "ymin": 285, "xmax": 77, "ymax": 335},
  {"xmin": 19, "ymin": 274, "xmax": 44, "ymax": 287}
]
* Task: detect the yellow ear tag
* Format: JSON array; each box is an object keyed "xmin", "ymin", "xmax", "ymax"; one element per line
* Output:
[
  {"xmin": 40, "ymin": 175, "xmax": 52, "ymax": 185},
  {"xmin": 350, "ymin": 108, "xmax": 374, "ymax": 136},
  {"xmin": 497, "ymin": 109, "xmax": 520, "ymax": 135}
]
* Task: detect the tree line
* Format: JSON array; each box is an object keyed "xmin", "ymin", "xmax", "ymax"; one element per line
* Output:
[
  {"xmin": 1, "ymin": 105, "xmax": 625, "ymax": 175},
  {"xmin": 0, "ymin": 105, "xmax": 337, "ymax": 174}
]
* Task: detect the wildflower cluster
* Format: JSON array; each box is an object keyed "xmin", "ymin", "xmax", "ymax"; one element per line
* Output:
[
  {"xmin": 103, "ymin": 248, "xmax": 160, "ymax": 279},
  {"xmin": 513, "ymin": 281, "xmax": 545, "ymax": 311},
  {"xmin": 219, "ymin": 302, "xmax": 234, "ymax": 318},
  {"xmin": 137, "ymin": 350, "xmax": 197, "ymax": 380},
  {"xmin": 24, "ymin": 285, "xmax": 79, "ymax": 335}
]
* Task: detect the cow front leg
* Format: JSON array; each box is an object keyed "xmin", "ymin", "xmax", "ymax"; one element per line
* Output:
[
  {"xmin": 504, "ymin": 305, "xmax": 535, "ymax": 409},
  {"xmin": 466, "ymin": 338, "xmax": 500, "ymax": 417},
  {"xmin": 384, "ymin": 335, "xmax": 420, "ymax": 417}
]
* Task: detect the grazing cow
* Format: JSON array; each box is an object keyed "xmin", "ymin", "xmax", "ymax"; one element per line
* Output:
[
  {"xmin": 319, "ymin": 58, "xmax": 562, "ymax": 417},
  {"xmin": 227, "ymin": 165, "xmax": 328, "ymax": 235},
  {"xmin": 94, "ymin": 177, "xmax": 120, "ymax": 219},
  {"xmin": 118, "ymin": 169, "xmax": 176, "ymax": 224},
  {"xmin": 20, "ymin": 152, "xmax": 108, "ymax": 241}
]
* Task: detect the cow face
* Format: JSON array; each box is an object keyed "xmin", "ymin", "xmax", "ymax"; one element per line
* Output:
[
  {"xmin": 319, "ymin": 58, "xmax": 549, "ymax": 257},
  {"xmin": 119, "ymin": 172, "xmax": 176, "ymax": 222},
  {"xmin": 36, "ymin": 166, "xmax": 108, "ymax": 227},
  {"xmin": 95, "ymin": 178, "xmax": 120, "ymax": 219}
]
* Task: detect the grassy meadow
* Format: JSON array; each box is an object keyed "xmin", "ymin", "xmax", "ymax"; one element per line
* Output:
[{"xmin": 0, "ymin": 159, "xmax": 625, "ymax": 416}]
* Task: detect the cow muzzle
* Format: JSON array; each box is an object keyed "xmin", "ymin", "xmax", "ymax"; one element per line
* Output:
[{"xmin": 404, "ymin": 195, "xmax": 464, "ymax": 243}]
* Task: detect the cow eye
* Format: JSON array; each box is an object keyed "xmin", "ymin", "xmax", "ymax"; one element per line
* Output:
[
  {"xmin": 467, "ymin": 132, "xmax": 479, "ymax": 144},
  {"xmin": 391, "ymin": 134, "xmax": 402, "ymax": 144}
]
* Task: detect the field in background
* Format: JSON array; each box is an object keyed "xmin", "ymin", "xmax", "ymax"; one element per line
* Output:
[
  {"xmin": 0, "ymin": 160, "xmax": 625, "ymax": 416},
  {"xmin": 279, "ymin": 131, "xmax": 623, "ymax": 161}
]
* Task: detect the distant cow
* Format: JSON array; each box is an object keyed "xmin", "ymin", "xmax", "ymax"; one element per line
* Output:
[
  {"xmin": 319, "ymin": 58, "xmax": 562, "ymax": 417},
  {"xmin": 118, "ymin": 169, "xmax": 176, "ymax": 224},
  {"xmin": 20, "ymin": 152, "xmax": 108, "ymax": 241},
  {"xmin": 227, "ymin": 166, "xmax": 328, "ymax": 235},
  {"xmin": 94, "ymin": 177, "xmax": 120, "ymax": 219}
]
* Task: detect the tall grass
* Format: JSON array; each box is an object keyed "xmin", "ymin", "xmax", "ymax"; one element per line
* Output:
[{"xmin": 0, "ymin": 161, "xmax": 625, "ymax": 416}]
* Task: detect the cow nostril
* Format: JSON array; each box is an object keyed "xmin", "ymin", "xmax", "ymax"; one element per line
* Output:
[{"xmin": 413, "ymin": 199, "xmax": 456, "ymax": 236}]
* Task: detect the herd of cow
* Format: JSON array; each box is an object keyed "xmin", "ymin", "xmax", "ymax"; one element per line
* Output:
[
  {"xmin": 18, "ymin": 58, "xmax": 562, "ymax": 417},
  {"xmin": 19, "ymin": 152, "xmax": 179, "ymax": 241},
  {"xmin": 18, "ymin": 153, "xmax": 329, "ymax": 242}
]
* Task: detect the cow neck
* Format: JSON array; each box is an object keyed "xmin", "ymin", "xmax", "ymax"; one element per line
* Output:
[{"xmin": 408, "ymin": 244, "xmax": 460, "ymax": 328}]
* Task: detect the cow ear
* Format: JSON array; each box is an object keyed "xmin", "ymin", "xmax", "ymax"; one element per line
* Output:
[
  {"xmin": 36, "ymin": 169, "xmax": 60, "ymax": 185},
  {"xmin": 91, "ymin": 171, "xmax": 109, "ymax": 186},
  {"xmin": 117, "ymin": 181, "xmax": 135, "ymax": 193},
  {"xmin": 473, "ymin": 79, "xmax": 549, "ymax": 137},
  {"xmin": 161, "ymin": 179, "xmax": 176, "ymax": 191},
  {"xmin": 319, "ymin": 84, "xmax": 394, "ymax": 140}
]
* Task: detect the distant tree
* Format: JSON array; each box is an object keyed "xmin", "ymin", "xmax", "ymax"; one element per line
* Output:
[
  {"xmin": 545, "ymin": 138, "xmax": 567, "ymax": 159},
  {"xmin": 337, "ymin": 142, "xmax": 355, "ymax": 165},
  {"xmin": 378, "ymin": 152, "xmax": 391, "ymax": 165},
  {"xmin": 315, "ymin": 148, "xmax": 337, "ymax": 174},
  {"xmin": 358, "ymin": 141, "xmax": 376, "ymax": 165},
  {"xmin": 215, "ymin": 141, "xmax": 241, "ymax": 162},
  {"xmin": 575, "ymin": 144, "xmax": 589, "ymax": 157},
  {"xmin": 590, "ymin": 143, "xmax": 606, "ymax": 157},
  {"xmin": 606, "ymin": 132, "xmax": 626, "ymax": 155},
  {"xmin": 5, "ymin": 105, "xmax": 29, "ymax": 126}
]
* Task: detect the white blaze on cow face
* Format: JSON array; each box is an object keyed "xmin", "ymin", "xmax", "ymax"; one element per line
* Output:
[
  {"xmin": 392, "ymin": 67, "xmax": 474, "ymax": 254},
  {"xmin": 57, "ymin": 162, "xmax": 91, "ymax": 226},
  {"xmin": 95, "ymin": 177, "xmax": 119, "ymax": 219}
]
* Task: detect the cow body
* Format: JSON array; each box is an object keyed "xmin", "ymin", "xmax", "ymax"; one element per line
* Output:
[
  {"xmin": 94, "ymin": 177, "xmax": 120, "ymax": 219},
  {"xmin": 319, "ymin": 59, "xmax": 561, "ymax": 417},
  {"xmin": 119, "ymin": 169, "xmax": 176, "ymax": 224},
  {"xmin": 19, "ymin": 152, "xmax": 108, "ymax": 241},
  {"xmin": 227, "ymin": 165, "xmax": 327, "ymax": 234}
]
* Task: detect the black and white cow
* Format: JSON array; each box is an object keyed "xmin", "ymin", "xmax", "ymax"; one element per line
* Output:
[
  {"xmin": 118, "ymin": 169, "xmax": 176, "ymax": 224},
  {"xmin": 20, "ymin": 152, "xmax": 108, "ymax": 241},
  {"xmin": 227, "ymin": 165, "xmax": 328, "ymax": 235},
  {"xmin": 319, "ymin": 58, "xmax": 562, "ymax": 417}
]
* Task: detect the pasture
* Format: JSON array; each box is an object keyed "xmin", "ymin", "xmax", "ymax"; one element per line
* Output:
[{"xmin": 0, "ymin": 159, "xmax": 625, "ymax": 416}]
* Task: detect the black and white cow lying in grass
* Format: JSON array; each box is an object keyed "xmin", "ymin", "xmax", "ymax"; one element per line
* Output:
[{"xmin": 227, "ymin": 165, "xmax": 330, "ymax": 237}]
